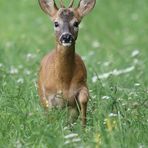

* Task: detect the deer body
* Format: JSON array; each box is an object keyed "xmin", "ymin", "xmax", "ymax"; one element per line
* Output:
[{"xmin": 38, "ymin": 0, "xmax": 96, "ymax": 126}]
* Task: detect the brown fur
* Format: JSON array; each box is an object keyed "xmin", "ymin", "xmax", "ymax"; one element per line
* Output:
[{"xmin": 38, "ymin": 0, "xmax": 96, "ymax": 127}]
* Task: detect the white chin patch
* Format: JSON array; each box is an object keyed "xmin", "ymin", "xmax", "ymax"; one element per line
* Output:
[{"xmin": 62, "ymin": 43, "xmax": 72, "ymax": 47}]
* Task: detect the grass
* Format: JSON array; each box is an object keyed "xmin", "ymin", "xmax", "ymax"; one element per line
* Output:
[{"xmin": 0, "ymin": 0, "xmax": 148, "ymax": 147}]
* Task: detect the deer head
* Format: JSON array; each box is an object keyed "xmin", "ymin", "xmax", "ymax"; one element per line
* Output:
[{"xmin": 39, "ymin": 0, "xmax": 96, "ymax": 47}]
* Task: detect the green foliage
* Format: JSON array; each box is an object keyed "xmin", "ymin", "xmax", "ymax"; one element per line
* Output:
[{"xmin": 0, "ymin": 0, "xmax": 148, "ymax": 147}]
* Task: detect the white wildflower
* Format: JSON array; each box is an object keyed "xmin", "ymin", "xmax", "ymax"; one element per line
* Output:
[
  {"xmin": 64, "ymin": 133, "xmax": 78, "ymax": 139},
  {"xmin": 103, "ymin": 118, "xmax": 107, "ymax": 124},
  {"xmin": 98, "ymin": 72, "xmax": 111, "ymax": 79},
  {"xmin": 17, "ymin": 78, "xmax": 24, "ymax": 84},
  {"xmin": 10, "ymin": 66, "xmax": 18, "ymax": 74},
  {"xmin": 92, "ymin": 95, "xmax": 96, "ymax": 99},
  {"xmin": 134, "ymin": 83, "xmax": 140, "ymax": 87},
  {"xmin": 97, "ymin": 61, "xmax": 101, "ymax": 65},
  {"xmin": 133, "ymin": 59, "xmax": 139, "ymax": 64},
  {"xmin": 64, "ymin": 132, "xmax": 81, "ymax": 145},
  {"xmin": 89, "ymin": 89, "xmax": 93, "ymax": 93},
  {"xmin": 127, "ymin": 108, "xmax": 131, "ymax": 111},
  {"xmin": 102, "ymin": 96, "xmax": 110, "ymax": 100},
  {"xmin": 117, "ymin": 98, "xmax": 123, "ymax": 101},
  {"xmin": 89, "ymin": 51, "xmax": 95, "ymax": 56},
  {"xmin": 95, "ymin": 66, "xmax": 135, "ymax": 80},
  {"xmin": 0, "ymin": 63, "xmax": 3, "ymax": 68},
  {"xmin": 138, "ymin": 144, "xmax": 145, "ymax": 148},
  {"xmin": 109, "ymin": 113, "xmax": 117, "ymax": 117},
  {"xmin": 131, "ymin": 49, "xmax": 140, "ymax": 57},
  {"xmin": 92, "ymin": 75, "xmax": 98, "ymax": 83},
  {"xmin": 70, "ymin": 122, "xmax": 77, "ymax": 127},
  {"xmin": 112, "ymin": 66, "xmax": 135, "ymax": 75},
  {"xmin": 28, "ymin": 112, "xmax": 33, "ymax": 116},
  {"xmin": 64, "ymin": 138, "xmax": 81, "ymax": 145},
  {"xmin": 26, "ymin": 53, "xmax": 36, "ymax": 61},
  {"xmin": 5, "ymin": 41, "xmax": 12, "ymax": 48},
  {"xmin": 63, "ymin": 126, "xmax": 69, "ymax": 130},
  {"xmin": 122, "ymin": 103, "xmax": 126, "ymax": 106},
  {"xmin": 92, "ymin": 40, "xmax": 100, "ymax": 48},
  {"xmin": 18, "ymin": 65, "xmax": 23, "ymax": 69},
  {"xmin": 15, "ymin": 140, "xmax": 22, "ymax": 148},
  {"xmin": 24, "ymin": 69, "xmax": 31, "ymax": 75},
  {"xmin": 103, "ymin": 61, "xmax": 111, "ymax": 67},
  {"xmin": 64, "ymin": 140, "xmax": 71, "ymax": 145},
  {"xmin": 72, "ymin": 138, "xmax": 81, "ymax": 142}
]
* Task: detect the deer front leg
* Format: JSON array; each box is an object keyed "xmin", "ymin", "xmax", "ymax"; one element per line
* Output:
[
  {"xmin": 78, "ymin": 87, "xmax": 89, "ymax": 127},
  {"xmin": 40, "ymin": 95, "xmax": 55, "ymax": 109}
]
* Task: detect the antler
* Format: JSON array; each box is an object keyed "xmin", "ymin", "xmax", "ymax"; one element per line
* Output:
[
  {"xmin": 59, "ymin": 0, "xmax": 75, "ymax": 8},
  {"xmin": 60, "ymin": 0, "xmax": 65, "ymax": 8},
  {"xmin": 68, "ymin": 0, "xmax": 74, "ymax": 8},
  {"xmin": 77, "ymin": 0, "xmax": 81, "ymax": 8},
  {"xmin": 39, "ymin": 0, "xmax": 58, "ymax": 16},
  {"xmin": 53, "ymin": 0, "xmax": 59, "ymax": 9}
]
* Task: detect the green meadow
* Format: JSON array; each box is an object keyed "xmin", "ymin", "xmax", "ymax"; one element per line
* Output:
[{"xmin": 0, "ymin": 0, "xmax": 148, "ymax": 147}]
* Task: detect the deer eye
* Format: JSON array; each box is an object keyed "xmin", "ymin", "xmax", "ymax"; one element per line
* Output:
[
  {"xmin": 54, "ymin": 22, "xmax": 59, "ymax": 28},
  {"xmin": 73, "ymin": 22, "xmax": 79, "ymax": 28}
]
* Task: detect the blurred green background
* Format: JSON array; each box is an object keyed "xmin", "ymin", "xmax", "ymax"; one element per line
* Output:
[{"xmin": 0, "ymin": 0, "xmax": 148, "ymax": 147}]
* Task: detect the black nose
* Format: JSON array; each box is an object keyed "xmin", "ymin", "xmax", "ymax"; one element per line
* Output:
[{"xmin": 60, "ymin": 33, "xmax": 73, "ymax": 43}]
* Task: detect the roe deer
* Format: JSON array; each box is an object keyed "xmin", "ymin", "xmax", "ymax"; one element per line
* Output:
[{"xmin": 38, "ymin": 0, "xmax": 96, "ymax": 127}]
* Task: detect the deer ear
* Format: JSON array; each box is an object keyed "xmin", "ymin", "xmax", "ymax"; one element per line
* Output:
[
  {"xmin": 39, "ymin": 0, "xmax": 58, "ymax": 17},
  {"xmin": 77, "ymin": 0, "xmax": 96, "ymax": 17}
]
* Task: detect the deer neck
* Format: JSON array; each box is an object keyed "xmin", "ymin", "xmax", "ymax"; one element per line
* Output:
[{"xmin": 54, "ymin": 43, "xmax": 75, "ymax": 89}]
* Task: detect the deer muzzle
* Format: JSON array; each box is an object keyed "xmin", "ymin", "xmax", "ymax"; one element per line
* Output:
[{"xmin": 60, "ymin": 33, "xmax": 74, "ymax": 47}]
